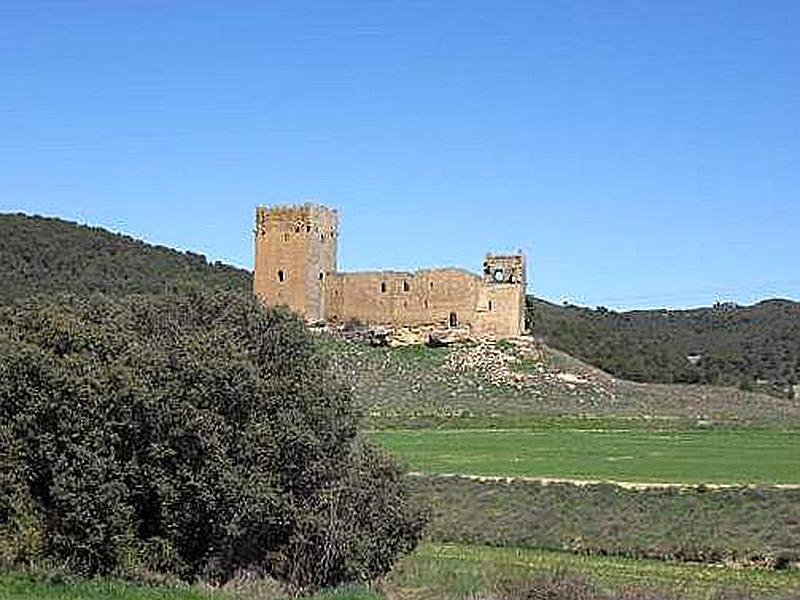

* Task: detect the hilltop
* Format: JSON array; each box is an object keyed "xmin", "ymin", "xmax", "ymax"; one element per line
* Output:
[
  {"xmin": 0, "ymin": 213, "xmax": 250, "ymax": 302},
  {"xmin": 1, "ymin": 212, "xmax": 797, "ymax": 409},
  {"xmin": 529, "ymin": 297, "xmax": 800, "ymax": 398}
]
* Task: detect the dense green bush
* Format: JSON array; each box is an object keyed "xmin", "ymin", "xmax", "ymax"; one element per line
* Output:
[{"xmin": 0, "ymin": 292, "xmax": 426, "ymax": 588}]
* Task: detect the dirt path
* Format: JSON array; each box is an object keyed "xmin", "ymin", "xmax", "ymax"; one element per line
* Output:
[{"xmin": 409, "ymin": 471, "xmax": 800, "ymax": 490}]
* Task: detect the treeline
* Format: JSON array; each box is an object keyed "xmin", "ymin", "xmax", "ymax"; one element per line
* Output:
[
  {"xmin": 528, "ymin": 297, "xmax": 800, "ymax": 397},
  {"xmin": 0, "ymin": 214, "xmax": 250, "ymax": 303}
]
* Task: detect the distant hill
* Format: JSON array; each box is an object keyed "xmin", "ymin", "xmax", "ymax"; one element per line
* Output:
[
  {"xmin": 528, "ymin": 297, "xmax": 800, "ymax": 398},
  {"xmin": 0, "ymin": 213, "xmax": 250, "ymax": 302}
]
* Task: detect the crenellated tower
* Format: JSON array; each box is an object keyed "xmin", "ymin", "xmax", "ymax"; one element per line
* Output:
[{"xmin": 254, "ymin": 203, "xmax": 338, "ymax": 321}]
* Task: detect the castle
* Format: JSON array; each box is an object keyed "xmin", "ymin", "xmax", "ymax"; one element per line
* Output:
[{"xmin": 253, "ymin": 204, "xmax": 526, "ymax": 338}]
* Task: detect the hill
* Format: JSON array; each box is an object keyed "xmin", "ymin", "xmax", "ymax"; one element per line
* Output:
[
  {"xmin": 2, "ymin": 212, "xmax": 797, "ymax": 407},
  {"xmin": 0, "ymin": 213, "xmax": 250, "ymax": 302},
  {"xmin": 322, "ymin": 333, "xmax": 800, "ymax": 427},
  {"xmin": 528, "ymin": 297, "xmax": 800, "ymax": 398}
]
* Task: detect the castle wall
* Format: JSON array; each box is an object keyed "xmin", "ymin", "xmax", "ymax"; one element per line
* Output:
[
  {"xmin": 255, "ymin": 204, "xmax": 527, "ymax": 338},
  {"xmin": 474, "ymin": 253, "xmax": 527, "ymax": 337},
  {"xmin": 325, "ymin": 269, "xmax": 484, "ymax": 328}
]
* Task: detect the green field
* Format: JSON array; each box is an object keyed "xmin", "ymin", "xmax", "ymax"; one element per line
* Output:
[
  {"xmin": 393, "ymin": 543, "xmax": 800, "ymax": 598},
  {"xmin": 4, "ymin": 543, "xmax": 800, "ymax": 600},
  {"xmin": 0, "ymin": 574, "xmax": 378, "ymax": 600},
  {"xmin": 0, "ymin": 575, "xmax": 217, "ymax": 600},
  {"xmin": 372, "ymin": 428, "xmax": 800, "ymax": 484}
]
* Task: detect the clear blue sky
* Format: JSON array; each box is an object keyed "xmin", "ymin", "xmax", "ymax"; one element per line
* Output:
[{"xmin": 2, "ymin": 1, "xmax": 798, "ymax": 310}]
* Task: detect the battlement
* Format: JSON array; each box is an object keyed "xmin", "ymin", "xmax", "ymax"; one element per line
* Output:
[
  {"xmin": 256, "ymin": 202, "xmax": 337, "ymax": 218},
  {"xmin": 256, "ymin": 203, "xmax": 338, "ymax": 239},
  {"xmin": 483, "ymin": 253, "xmax": 526, "ymax": 285}
]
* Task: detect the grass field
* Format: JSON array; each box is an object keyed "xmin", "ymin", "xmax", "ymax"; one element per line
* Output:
[
  {"xmin": 0, "ymin": 574, "xmax": 217, "ymax": 600},
  {"xmin": 0, "ymin": 574, "xmax": 379, "ymax": 600},
  {"xmin": 372, "ymin": 428, "xmax": 800, "ymax": 484},
  {"xmin": 392, "ymin": 543, "xmax": 800, "ymax": 598},
  {"xmin": 4, "ymin": 543, "xmax": 800, "ymax": 600}
]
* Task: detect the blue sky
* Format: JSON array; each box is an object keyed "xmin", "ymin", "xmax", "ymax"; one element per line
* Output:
[{"xmin": 2, "ymin": 1, "xmax": 798, "ymax": 310}]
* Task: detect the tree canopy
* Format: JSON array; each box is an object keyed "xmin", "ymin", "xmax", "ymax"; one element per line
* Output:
[
  {"xmin": 528, "ymin": 297, "xmax": 800, "ymax": 397},
  {"xmin": 0, "ymin": 292, "xmax": 426, "ymax": 588},
  {"xmin": 0, "ymin": 214, "xmax": 249, "ymax": 303}
]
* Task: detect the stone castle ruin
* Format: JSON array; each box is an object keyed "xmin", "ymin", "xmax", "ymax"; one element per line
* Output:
[{"xmin": 254, "ymin": 204, "xmax": 526, "ymax": 339}]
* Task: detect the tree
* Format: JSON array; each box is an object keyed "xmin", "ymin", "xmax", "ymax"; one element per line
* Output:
[{"xmin": 0, "ymin": 291, "xmax": 426, "ymax": 588}]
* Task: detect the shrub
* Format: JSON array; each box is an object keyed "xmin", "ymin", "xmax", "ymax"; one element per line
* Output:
[
  {"xmin": 480, "ymin": 572, "xmax": 678, "ymax": 600},
  {"xmin": 0, "ymin": 292, "xmax": 426, "ymax": 588}
]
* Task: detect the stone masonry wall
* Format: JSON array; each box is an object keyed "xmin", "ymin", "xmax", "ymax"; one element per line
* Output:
[
  {"xmin": 475, "ymin": 283, "xmax": 526, "ymax": 337},
  {"xmin": 325, "ymin": 269, "xmax": 482, "ymax": 329}
]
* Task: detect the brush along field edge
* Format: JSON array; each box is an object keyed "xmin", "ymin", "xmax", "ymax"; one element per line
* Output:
[
  {"xmin": 393, "ymin": 544, "xmax": 800, "ymax": 597},
  {"xmin": 3, "ymin": 544, "xmax": 800, "ymax": 599}
]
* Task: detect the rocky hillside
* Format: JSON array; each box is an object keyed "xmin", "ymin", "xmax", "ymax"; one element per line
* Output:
[
  {"xmin": 321, "ymin": 332, "xmax": 800, "ymax": 428},
  {"xmin": 0, "ymin": 213, "xmax": 250, "ymax": 303}
]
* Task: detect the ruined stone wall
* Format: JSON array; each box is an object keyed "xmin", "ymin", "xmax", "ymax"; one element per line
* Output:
[
  {"xmin": 325, "ymin": 269, "xmax": 483, "ymax": 328},
  {"xmin": 482, "ymin": 253, "xmax": 526, "ymax": 285},
  {"xmin": 474, "ymin": 284, "xmax": 526, "ymax": 337},
  {"xmin": 254, "ymin": 204, "xmax": 338, "ymax": 321},
  {"xmin": 255, "ymin": 203, "xmax": 527, "ymax": 338}
]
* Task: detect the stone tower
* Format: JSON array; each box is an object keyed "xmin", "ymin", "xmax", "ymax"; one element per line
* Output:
[
  {"xmin": 254, "ymin": 204, "xmax": 339, "ymax": 321},
  {"xmin": 480, "ymin": 253, "xmax": 527, "ymax": 336}
]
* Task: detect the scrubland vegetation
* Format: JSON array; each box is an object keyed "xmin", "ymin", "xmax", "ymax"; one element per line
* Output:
[
  {"xmin": 528, "ymin": 297, "xmax": 800, "ymax": 398},
  {"xmin": 330, "ymin": 335, "xmax": 800, "ymax": 429},
  {"xmin": 0, "ymin": 293, "xmax": 425, "ymax": 590},
  {"xmin": 415, "ymin": 478, "xmax": 800, "ymax": 567},
  {"xmin": 0, "ymin": 214, "xmax": 251, "ymax": 302}
]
